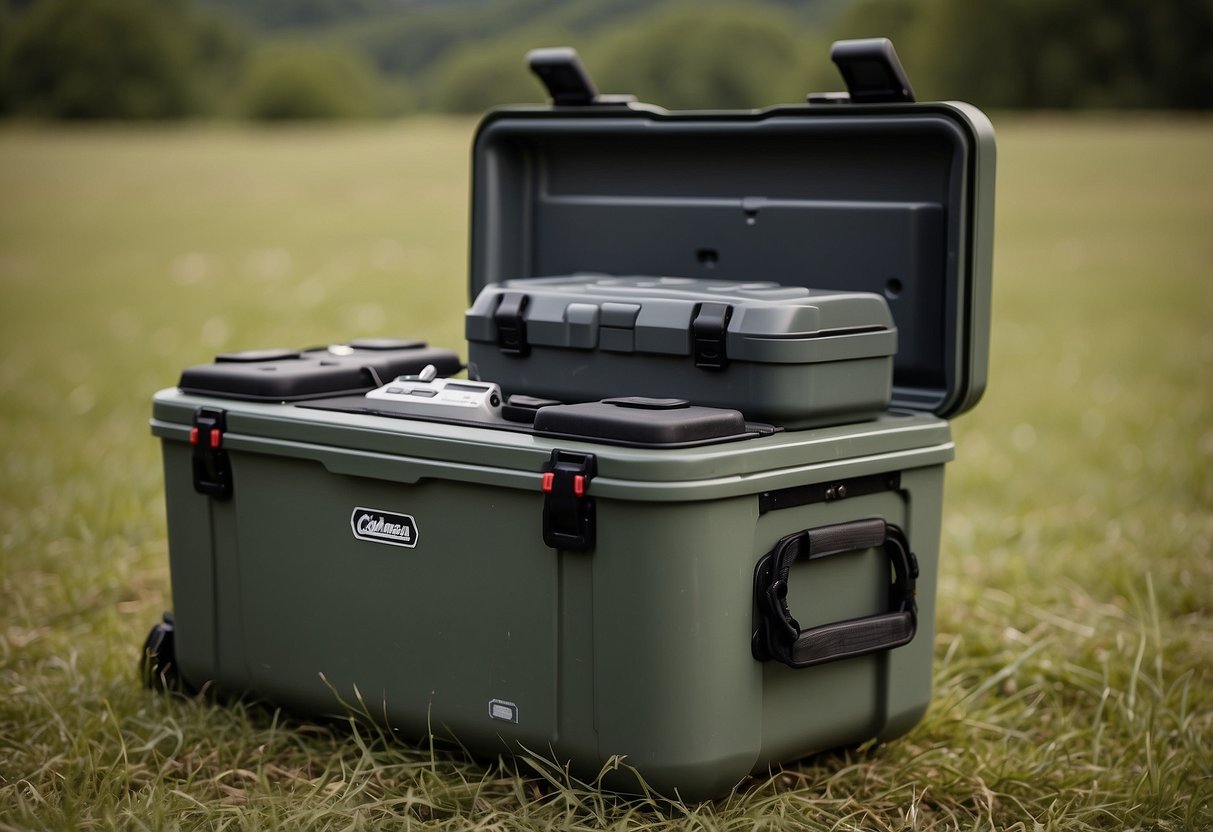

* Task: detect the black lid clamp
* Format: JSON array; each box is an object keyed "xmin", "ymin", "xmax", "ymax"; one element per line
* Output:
[
  {"xmin": 494, "ymin": 292, "xmax": 531, "ymax": 356},
  {"xmin": 808, "ymin": 37, "xmax": 916, "ymax": 105},
  {"xmin": 540, "ymin": 450, "xmax": 597, "ymax": 551},
  {"xmin": 692, "ymin": 302, "xmax": 733, "ymax": 370},
  {"xmin": 191, "ymin": 406, "xmax": 232, "ymax": 499},
  {"xmin": 527, "ymin": 47, "xmax": 636, "ymax": 107}
]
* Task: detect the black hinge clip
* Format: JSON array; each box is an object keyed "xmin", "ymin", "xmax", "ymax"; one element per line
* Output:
[
  {"xmin": 541, "ymin": 449, "xmax": 597, "ymax": 551},
  {"xmin": 692, "ymin": 302, "xmax": 733, "ymax": 369},
  {"xmin": 191, "ymin": 406, "xmax": 232, "ymax": 499},
  {"xmin": 494, "ymin": 292, "xmax": 530, "ymax": 356}
]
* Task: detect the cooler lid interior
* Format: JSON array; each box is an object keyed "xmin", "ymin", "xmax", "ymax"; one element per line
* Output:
[{"xmin": 468, "ymin": 98, "xmax": 994, "ymax": 418}]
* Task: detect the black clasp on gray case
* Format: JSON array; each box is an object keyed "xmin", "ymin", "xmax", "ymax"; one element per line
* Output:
[
  {"xmin": 691, "ymin": 302, "xmax": 733, "ymax": 370},
  {"xmin": 493, "ymin": 292, "xmax": 530, "ymax": 356}
]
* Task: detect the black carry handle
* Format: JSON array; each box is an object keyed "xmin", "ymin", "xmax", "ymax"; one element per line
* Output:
[{"xmin": 752, "ymin": 518, "xmax": 918, "ymax": 669}]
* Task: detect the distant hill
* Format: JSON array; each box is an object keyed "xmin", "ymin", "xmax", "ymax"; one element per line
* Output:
[
  {"xmin": 194, "ymin": 0, "xmax": 845, "ymax": 33},
  {"xmin": 192, "ymin": 0, "xmax": 850, "ymax": 80},
  {"xmin": 331, "ymin": 0, "xmax": 702, "ymax": 80},
  {"xmin": 6, "ymin": 0, "xmax": 1203, "ymax": 119}
]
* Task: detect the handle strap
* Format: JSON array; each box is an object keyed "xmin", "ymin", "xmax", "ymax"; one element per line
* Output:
[{"xmin": 752, "ymin": 518, "xmax": 918, "ymax": 669}]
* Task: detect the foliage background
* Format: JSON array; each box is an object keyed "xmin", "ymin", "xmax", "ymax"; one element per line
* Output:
[{"xmin": 0, "ymin": 0, "xmax": 1211, "ymax": 119}]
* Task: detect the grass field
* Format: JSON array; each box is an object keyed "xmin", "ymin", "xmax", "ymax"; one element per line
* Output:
[{"xmin": 1, "ymin": 115, "xmax": 1211, "ymax": 830}]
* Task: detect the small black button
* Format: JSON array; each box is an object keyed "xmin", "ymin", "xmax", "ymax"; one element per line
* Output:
[
  {"xmin": 347, "ymin": 338, "xmax": 424, "ymax": 351},
  {"xmin": 214, "ymin": 348, "xmax": 300, "ymax": 363}
]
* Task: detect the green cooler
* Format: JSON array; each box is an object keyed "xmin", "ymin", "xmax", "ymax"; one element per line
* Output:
[{"xmin": 145, "ymin": 39, "xmax": 995, "ymax": 800}]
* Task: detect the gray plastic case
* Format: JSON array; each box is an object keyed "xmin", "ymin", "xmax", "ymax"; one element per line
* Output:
[{"xmin": 467, "ymin": 275, "xmax": 897, "ymax": 427}]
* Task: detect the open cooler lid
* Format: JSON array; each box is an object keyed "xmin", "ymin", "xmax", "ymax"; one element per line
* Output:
[{"xmin": 468, "ymin": 40, "xmax": 995, "ymax": 418}]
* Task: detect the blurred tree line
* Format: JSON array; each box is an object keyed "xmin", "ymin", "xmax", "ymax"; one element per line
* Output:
[{"xmin": 0, "ymin": 0, "xmax": 1208, "ymax": 120}]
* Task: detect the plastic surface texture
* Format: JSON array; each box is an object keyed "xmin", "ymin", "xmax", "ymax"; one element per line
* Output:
[{"xmin": 468, "ymin": 101, "xmax": 995, "ymax": 417}]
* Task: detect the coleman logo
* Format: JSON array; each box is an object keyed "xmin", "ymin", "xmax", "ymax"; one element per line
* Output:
[{"xmin": 351, "ymin": 507, "xmax": 419, "ymax": 548}]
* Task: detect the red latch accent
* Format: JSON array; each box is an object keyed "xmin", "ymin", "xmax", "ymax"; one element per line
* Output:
[
  {"xmin": 540, "ymin": 449, "xmax": 597, "ymax": 552},
  {"xmin": 191, "ymin": 406, "xmax": 232, "ymax": 499}
]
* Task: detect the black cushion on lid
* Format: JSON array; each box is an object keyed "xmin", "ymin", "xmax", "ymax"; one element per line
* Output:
[
  {"xmin": 533, "ymin": 399, "xmax": 746, "ymax": 445},
  {"xmin": 179, "ymin": 343, "xmax": 462, "ymax": 401}
]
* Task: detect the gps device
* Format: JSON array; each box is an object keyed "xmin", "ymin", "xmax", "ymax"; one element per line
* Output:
[{"xmin": 365, "ymin": 365, "xmax": 503, "ymax": 422}]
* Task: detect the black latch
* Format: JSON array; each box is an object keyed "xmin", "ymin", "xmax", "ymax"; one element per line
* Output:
[
  {"xmin": 527, "ymin": 47, "xmax": 637, "ymax": 107},
  {"xmin": 494, "ymin": 292, "xmax": 530, "ymax": 356},
  {"xmin": 830, "ymin": 38, "xmax": 915, "ymax": 104},
  {"xmin": 691, "ymin": 302, "xmax": 733, "ymax": 369},
  {"xmin": 528, "ymin": 47, "xmax": 598, "ymax": 105},
  {"xmin": 807, "ymin": 38, "xmax": 916, "ymax": 104},
  {"xmin": 191, "ymin": 406, "xmax": 232, "ymax": 499},
  {"xmin": 540, "ymin": 449, "xmax": 596, "ymax": 551}
]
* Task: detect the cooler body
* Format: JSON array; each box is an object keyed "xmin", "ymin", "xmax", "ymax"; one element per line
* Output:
[{"xmin": 154, "ymin": 389, "xmax": 951, "ymax": 799}]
